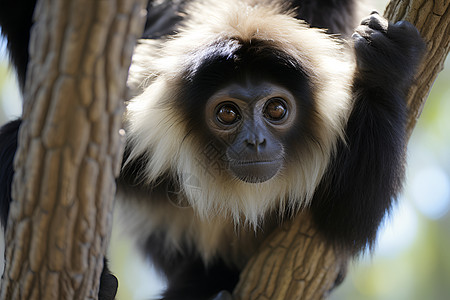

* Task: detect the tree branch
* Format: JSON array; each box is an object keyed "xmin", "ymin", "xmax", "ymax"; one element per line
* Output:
[{"xmin": 234, "ymin": 213, "xmax": 348, "ymax": 300}]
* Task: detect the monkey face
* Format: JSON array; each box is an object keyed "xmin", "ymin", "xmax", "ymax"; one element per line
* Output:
[
  {"xmin": 205, "ymin": 82, "xmax": 298, "ymax": 183},
  {"xmin": 123, "ymin": 4, "xmax": 355, "ymax": 222}
]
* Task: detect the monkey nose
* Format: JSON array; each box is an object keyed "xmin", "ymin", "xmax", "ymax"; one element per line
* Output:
[{"xmin": 245, "ymin": 136, "xmax": 267, "ymax": 152}]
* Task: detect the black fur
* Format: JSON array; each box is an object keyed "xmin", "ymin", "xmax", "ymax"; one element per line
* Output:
[
  {"xmin": 292, "ymin": 0, "xmax": 357, "ymax": 35},
  {"xmin": 0, "ymin": 119, "xmax": 20, "ymax": 229},
  {"xmin": 142, "ymin": 0, "xmax": 359, "ymax": 39},
  {"xmin": 311, "ymin": 13, "xmax": 425, "ymax": 253},
  {"xmin": 143, "ymin": 0, "xmax": 188, "ymax": 39},
  {"xmin": 0, "ymin": 0, "xmax": 36, "ymax": 90},
  {"xmin": 99, "ymin": 259, "xmax": 119, "ymax": 300},
  {"xmin": 144, "ymin": 233, "xmax": 240, "ymax": 300},
  {"xmin": 179, "ymin": 39, "xmax": 315, "ymax": 155},
  {"xmin": 0, "ymin": 1, "xmax": 425, "ymax": 300}
]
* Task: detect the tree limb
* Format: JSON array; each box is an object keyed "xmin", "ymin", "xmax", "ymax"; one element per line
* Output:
[{"xmin": 234, "ymin": 213, "xmax": 348, "ymax": 300}]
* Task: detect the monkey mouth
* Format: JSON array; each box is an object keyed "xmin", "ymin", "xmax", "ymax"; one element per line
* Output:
[{"xmin": 228, "ymin": 159, "xmax": 283, "ymax": 183}]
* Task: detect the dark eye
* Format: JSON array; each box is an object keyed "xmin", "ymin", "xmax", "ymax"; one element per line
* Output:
[
  {"xmin": 264, "ymin": 98, "xmax": 287, "ymax": 121},
  {"xmin": 216, "ymin": 103, "xmax": 240, "ymax": 125}
]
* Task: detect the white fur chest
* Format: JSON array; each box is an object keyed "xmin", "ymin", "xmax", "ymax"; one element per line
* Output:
[{"xmin": 116, "ymin": 190, "xmax": 274, "ymax": 269}]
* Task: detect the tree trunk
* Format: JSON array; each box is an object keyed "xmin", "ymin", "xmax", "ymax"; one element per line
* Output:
[
  {"xmin": 0, "ymin": 0, "xmax": 146, "ymax": 299},
  {"xmin": 233, "ymin": 0, "xmax": 450, "ymax": 299},
  {"xmin": 385, "ymin": 0, "xmax": 450, "ymax": 138}
]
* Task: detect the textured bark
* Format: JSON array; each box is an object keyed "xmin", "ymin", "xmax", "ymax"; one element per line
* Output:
[
  {"xmin": 234, "ymin": 213, "xmax": 348, "ymax": 300},
  {"xmin": 0, "ymin": 0, "xmax": 146, "ymax": 299},
  {"xmin": 233, "ymin": 1, "xmax": 450, "ymax": 299},
  {"xmin": 385, "ymin": 0, "xmax": 450, "ymax": 137}
]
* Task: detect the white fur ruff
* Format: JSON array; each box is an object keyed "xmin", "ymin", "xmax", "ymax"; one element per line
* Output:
[{"xmin": 123, "ymin": 0, "xmax": 355, "ymax": 233}]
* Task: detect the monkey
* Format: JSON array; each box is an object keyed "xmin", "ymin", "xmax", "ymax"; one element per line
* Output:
[{"xmin": 0, "ymin": 0, "xmax": 425, "ymax": 299}]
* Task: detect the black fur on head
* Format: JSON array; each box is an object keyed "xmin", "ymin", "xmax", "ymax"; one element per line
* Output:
[
  {"xmin": 179, "ymin": 38, "xmax": 316, "ymax": 157},
  {"xmin": 123, "ymin": 1, "xmax": 354, "ymax": 227}
]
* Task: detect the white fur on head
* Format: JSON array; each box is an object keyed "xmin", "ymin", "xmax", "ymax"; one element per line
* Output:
[{"xmin": 125, "ymin": 0, "xmax": 355, "ymax": 228}]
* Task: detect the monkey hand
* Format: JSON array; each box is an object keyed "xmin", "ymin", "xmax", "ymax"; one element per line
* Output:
[{"xmin": 352, "ymin": 11, "xmax": 425, "ymax": 88}]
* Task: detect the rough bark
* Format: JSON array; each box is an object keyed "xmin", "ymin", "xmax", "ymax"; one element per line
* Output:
[
  {"xmin": 234, "ymin": 213, "xmax": 348, "ymax": 300},
  {"xmin": 233, "ymin": 0, "xmax": 450, "ymax": 299},
  {"xmin": 0, "ymin": 0, "xmax": 146, "ymax": 299},
  {"xmin": 385, "ymin": 0, "xmax": 450, "ymax": 138}
]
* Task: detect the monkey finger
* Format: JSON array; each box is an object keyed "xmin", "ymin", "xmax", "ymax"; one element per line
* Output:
[{"xmin": 360, "ymin": 13, "xmax": 388, "ymax": 33}]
